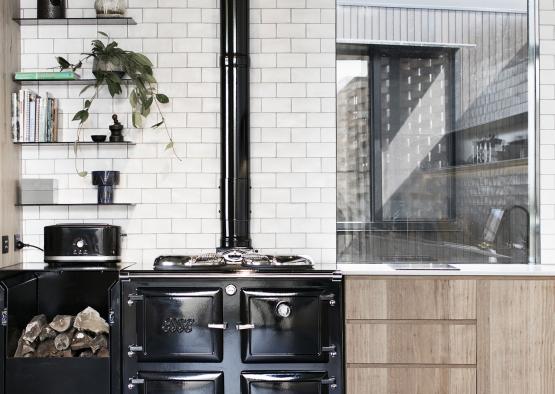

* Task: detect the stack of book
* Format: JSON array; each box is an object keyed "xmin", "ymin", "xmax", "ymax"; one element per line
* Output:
[{"xmin": 11, "ymin": 90, "xmax": 59, "ymax": 143}]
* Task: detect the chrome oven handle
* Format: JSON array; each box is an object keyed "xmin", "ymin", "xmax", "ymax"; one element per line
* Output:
[
  {"xmin": 321, "ymin": 377, "xmax": 337, "ymax": 390},
  {"xmin": 236, "ymin": 323, "xmax": 255, "ymax": 330},
  {"xmin": 208, "ymin": 322, "xmax": 228, "ymax": 330}
]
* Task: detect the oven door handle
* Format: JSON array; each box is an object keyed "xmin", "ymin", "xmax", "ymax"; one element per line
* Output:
[
  {"xmin": 321, "ymin": 377, "xmax": 337, "ymax": 388},
  {"xmin": 208, "ymin": 322, "xmax": 228, "ymax": 330},
  {"xmin": 236, "ymin": 323, "xmax": 255, "ymax": 330}
]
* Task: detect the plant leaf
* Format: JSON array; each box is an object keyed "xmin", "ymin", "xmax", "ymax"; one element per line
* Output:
[
  {"xmin": 165, "ymin": 142, "xmax": 174, "ymax": 151},
  {"xmin": 132, "ymin": 111, "xmax": 143, "ymax": 128},
  {"xmin": 73, "ymin": 110, "xmax": 89, "ymax": 124},
  {"xmin": 78, "ymin": 171, "xmax": 88, "ymax": 178},
  {"xmin": 151, "ymin": 121, "xmax": 164, "ymax": 129},
  {"xmin": 129, "ymin": 90, "xmax": 138, "ymax": 108},
  {"xmin": 56, "ymin": 57, "xmax": 71, "ymax": 70},
  {"xmin": 84, "ymin": 100, "xmax": 92, "ymax": 109},
  {"xmin": 156, "ymin": 94, "xmax": 169, "ymax": 104},
  {"xmin": 98, "ymin": 31, "xmax": 109, "ymax": 39}
]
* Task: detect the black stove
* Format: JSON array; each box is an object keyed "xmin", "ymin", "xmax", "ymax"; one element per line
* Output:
[
  {"xmin": 121, "ymin": 260, "xmax": 343, "ymax": 394},
  {"xmin": 153, "ymin": 250, "xmax": 314, "ymax": 272}
]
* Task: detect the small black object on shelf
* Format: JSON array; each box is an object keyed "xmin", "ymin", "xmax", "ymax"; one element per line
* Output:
[
  {"xmin": 37, "ymin": 0, "xmax": 65, "ymax": 19},
  {"xmin": 109, "ymin": 114, "xmax": 124, "ymax": 142},
  {"xmin": 91, "ymin": 135, "xmax": 107, "ymax": 143},
  {"xmin": 92, "ymin": 171, "xmax": 120, "ymax": 205}
]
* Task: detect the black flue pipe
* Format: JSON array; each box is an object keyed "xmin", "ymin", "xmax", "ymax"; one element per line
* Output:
[{"xmin": 220, "ymin": 0, "xmax": 251, "ymax": 249}]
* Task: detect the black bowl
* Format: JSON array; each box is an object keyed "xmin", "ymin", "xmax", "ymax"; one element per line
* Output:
[{"xmin": 91, "ymin": 135, "xmax": 107, "ymax": 143}]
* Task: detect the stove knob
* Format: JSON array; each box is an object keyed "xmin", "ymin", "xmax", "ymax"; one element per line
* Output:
[
  {"xmin": 75, "ymin": 238, "xmax": 85, "ymax": 249},
  {"xmin": 276, "ymin": 302, "xmax": 292, "ymax": 318},
  {"xmin": 225, "ymin": 284, "xmax": 237, "ymax": 296}
]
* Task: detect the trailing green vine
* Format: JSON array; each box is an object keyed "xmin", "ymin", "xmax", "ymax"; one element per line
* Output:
[{"xmin": 56, "ymin": 32, "xmax": 178, "ymax": 177}]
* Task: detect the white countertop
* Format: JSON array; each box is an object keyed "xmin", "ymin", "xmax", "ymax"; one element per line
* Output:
[{"xmin": 338, "ymin": 263, "xmax": 555, "ymax": 276}]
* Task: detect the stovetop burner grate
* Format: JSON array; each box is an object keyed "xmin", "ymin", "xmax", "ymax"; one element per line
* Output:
[{"xmin": 154, "ymin": 250, "xmax": 313, "ymax": 271}]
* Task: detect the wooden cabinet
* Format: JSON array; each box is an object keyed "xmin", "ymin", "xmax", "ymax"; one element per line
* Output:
[
  {"xmin": 0, "ymin": 0, "xmax": 21, "ymax": 267},
  {"xmin": 477, "ymin": 280, "xmax": 555, "ymax": 394},
  {"xmin": 345, "ymin": 277, "xmax": 555, "ymax": 394}
]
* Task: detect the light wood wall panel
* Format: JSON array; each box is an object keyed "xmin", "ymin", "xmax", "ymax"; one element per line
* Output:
[
  {"xmin": 347, "ymin": 321, "xmax": 476, "ymax": 365},
  {"xmin": 347, "ymin": 367, "xmax": 476, "ymax": 394},
  {"xmin": 477, "ymin": 280, "xmax": 555, "ymax": 394},
  {"xmin": 346, "ymin": 278, "xmax": 476, "ymax": 320},
  {"xmin": 0, "ymin": 0, "xmax": 21, "ymax": 267}
]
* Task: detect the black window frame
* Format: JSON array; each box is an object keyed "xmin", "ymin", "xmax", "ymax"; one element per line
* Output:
[{"xmin": 337, "ymin": 43, "xmax": 458, "ymax": 232}]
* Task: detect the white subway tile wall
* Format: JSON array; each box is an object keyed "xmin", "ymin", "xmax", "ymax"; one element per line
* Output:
[
  {"xmin": 542, "ymin": 0, "xmax": 555, "ymax": 263},
  {"xmin": 19, "ymin": 0, "xmax": 337, "ymax": 268}
]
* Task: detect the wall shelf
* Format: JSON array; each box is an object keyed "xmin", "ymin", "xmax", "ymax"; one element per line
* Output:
[
  {"xmin": 13, "ymin": 17, "xmax": 136, "ymax": 26},
  {"xmin": 421, "ymin": 158, "xmax": 528, "ymax": 175},
  {"xmin": 14, "ymin": 141, "xmax": 134, "ymax": 146},
  {"xmin": 15, "ymin": 78, "xmax": 131, "ymax": 85},
  {"xmin": 16, "ymin": 203, "xmax": 135, "ymax": 207}
]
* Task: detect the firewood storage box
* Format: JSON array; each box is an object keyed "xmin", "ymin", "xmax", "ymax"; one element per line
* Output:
[{"xmin": 0, "ymin": 268, "xmax": 121, "ymax": 394}]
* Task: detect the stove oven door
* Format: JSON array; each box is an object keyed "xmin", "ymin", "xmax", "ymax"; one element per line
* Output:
[
  {"xmin": 241, "ymin": 372, "xmax": 334, "ymax": 394},
  {"xmin": 131, "ymin": 372, "xmax": 224, "ymax": 394},
  {"xmin": 239, "ymin": 289, "xmax": 334, "ymax": 362},
  {"xmin": 129, "ymin": 287, "xmax": 224, "ymax": 362}
]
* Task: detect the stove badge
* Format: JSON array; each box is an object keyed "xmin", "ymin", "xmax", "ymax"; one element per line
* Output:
[{"xmin": 161, "ymin": 317, "xmax": 195, "ymax": 334}]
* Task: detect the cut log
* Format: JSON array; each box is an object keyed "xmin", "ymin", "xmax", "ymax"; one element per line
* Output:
[
  {"xmin": 22, "ymin": 314, "xmax": 47, "ymax": 343},
  {"xmin": 14, "ymin": 333, "xmax": 36, "ymax": 358},
  {"xmin": 91, "ymin": 334, "xmax": 108, "ymax": 353},
  {"xmin": 71, "ymin": 331, "xmax": 94, "ymax": 351},
  {"xmin": 74, "ymin": 307, "xmax": 109, "ymax": 335},
  {"xmin": 79, "ymin": 350, "xmax": 94, "ymax": 358},
  {"xmin": 35, "ymin": 339, "xmax": 57, "ymax": 358},
  {"xmin": 39, "ymin": 325, "xmax": 57, "ymax": 342},
  {"xmin": 54, "ymin": 328, "xmax": 75, "ymax": 351},
  {"xmin": 96, "ymin": 348, "xmax": 110, "ymax": 358},
  {"xmin": 50, "ymin": 315, "xmax": 74, "ymax": 333}
]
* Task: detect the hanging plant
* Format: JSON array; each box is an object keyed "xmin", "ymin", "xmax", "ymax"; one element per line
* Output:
[{"xmin": 56, "ymin": 32, "xmax": 177, "ymax": 177}]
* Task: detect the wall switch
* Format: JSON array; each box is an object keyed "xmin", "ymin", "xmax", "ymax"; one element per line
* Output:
[{"xmin": 2, "ymin": 236, "xmax": 8, "ymax": 254}]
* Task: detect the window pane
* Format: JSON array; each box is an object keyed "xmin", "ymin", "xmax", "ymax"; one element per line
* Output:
[{"xmin": 336, "ymin": 2, "xmax": 530, "ymax": 264}]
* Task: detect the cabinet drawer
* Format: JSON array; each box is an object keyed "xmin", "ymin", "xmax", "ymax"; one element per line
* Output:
[
  {"xmin": 347, "ymin": 322, "xmax": 476, "ymax": 365},
  {"xmin": 347, "ymin": 367, "xmax": 476, "ymax": 394},
  {"xmin": 346, "ymin": 278, "xmax": 476, "ymax": 320}
]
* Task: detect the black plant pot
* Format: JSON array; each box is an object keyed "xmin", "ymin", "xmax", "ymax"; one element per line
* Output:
[
  {"xmin": 37, "ymin": 0, "xmax": 66, "ymax": 19},
  {"xmin": 92, "ymin": 171, "xmax": 120, "ymax": 205}
]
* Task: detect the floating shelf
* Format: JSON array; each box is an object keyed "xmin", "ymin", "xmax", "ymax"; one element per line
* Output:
[
  {"xmin": 16, "ymin": 203, "xmax": 135, "ymax": 207},
  {"xmin": 421, "ymin": 158, "xmax": 528, "ymax": 174},
  {"xmin": 13, "ymin": 17, "xmax": 137, "ymax": 26},
  {"xmin": 15, "ymin": 78, "xmax": 131, "ymax": 85},
  {"xmin": 14, "ymin": 141, "xmax": 135, "ymax": 146}
]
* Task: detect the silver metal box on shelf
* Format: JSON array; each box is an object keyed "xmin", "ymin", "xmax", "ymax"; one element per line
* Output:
[{"xmin": 18, "ymin": 179, "xmax": 58, "ymax": 204}]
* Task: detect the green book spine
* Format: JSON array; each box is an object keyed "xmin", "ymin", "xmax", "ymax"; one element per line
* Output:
[{"xmin": 15, "ymin": 71, "xmax": 80, "ymax": 81}]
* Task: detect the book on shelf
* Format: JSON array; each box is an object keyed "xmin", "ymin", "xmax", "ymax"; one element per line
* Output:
[
  {"xmin": 14, "ymin": 71, "xmax": 80, "ymax": 81},
  {"xmin": 11, "ymin": 89, "xmax": 59, "ymax": 143}
]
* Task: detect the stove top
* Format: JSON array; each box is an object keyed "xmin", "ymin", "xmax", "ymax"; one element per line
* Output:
[{"xmin": 154, "ymin": 250, "xmax": 314, "ymax": 271}]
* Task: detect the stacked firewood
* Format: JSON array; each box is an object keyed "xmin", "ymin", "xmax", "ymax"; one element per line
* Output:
[{"xmin": 14, "ymin": 307, "xmax": 109, "ymax": 358}]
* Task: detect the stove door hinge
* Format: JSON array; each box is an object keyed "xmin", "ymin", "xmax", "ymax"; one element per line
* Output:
[
  {"xmin": 1, "ymin": 308, "xmax": 7, "ymax": 327},
  {"xmin": 127, "ymin": 294, "xmax": 144, "ymax": 306},
  {"xmin": 320, "ymin": 293, "xmax": 336, "ymax": 306},
  {"xmin": 127, "ymin": 377, "xmax": 144, "ymax": 390},
  {"xmin": 108, "ymin": 309, "xmax": 116, "ymax": 325}
]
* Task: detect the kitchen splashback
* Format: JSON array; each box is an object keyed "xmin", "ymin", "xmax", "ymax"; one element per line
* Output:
[{"xmin": 18, "ymin": 0, "xmax": 336, "ymax": 268}]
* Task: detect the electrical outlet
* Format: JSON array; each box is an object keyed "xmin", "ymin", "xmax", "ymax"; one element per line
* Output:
[
  {"xmin": 2, "ymin": 236, "xmax": 8, "ymax": 254},
  {"xmin": 14, "ymin": 234, "xmax": 21, "ymax": 251}
]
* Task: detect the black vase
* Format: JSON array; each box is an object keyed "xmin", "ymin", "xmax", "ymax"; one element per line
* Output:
[
  {"xmin": 92, "ymin": 171, "xmax": 120, "ymax": 205},
  {"xmin": 37, "ymin": 0, "xmax": 66, "ymax": 19}
]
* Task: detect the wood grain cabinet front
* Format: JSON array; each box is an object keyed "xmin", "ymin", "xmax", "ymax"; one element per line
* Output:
[
  {"xmin": 345, "ymin": 277, "xmax": 477, "ymax": 394},
  {"xmin": 345, "ymin": 277, "xmax": 555, "ymax": 394}
]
